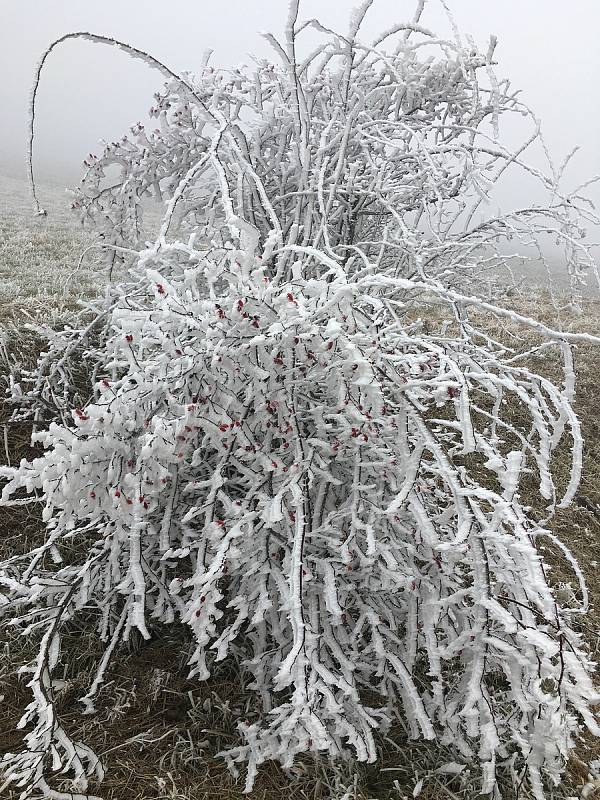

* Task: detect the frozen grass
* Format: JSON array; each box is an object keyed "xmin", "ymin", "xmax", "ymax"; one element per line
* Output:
[
  {"xmin": 0, "ymin": 173, "xmax": 101, "ymax": 322},
  {"xmin": 0, "ymin": 176, "xmax": 599, "ymax": 799}
]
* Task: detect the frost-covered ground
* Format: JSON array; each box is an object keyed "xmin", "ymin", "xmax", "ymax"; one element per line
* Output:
[
  {"xmin": 0, "ymin": 173, "xmax": 100, "ymax": 319},
  {"xmin": 0, "ymin": 174, "xmax": 173, "ymax": 322}
]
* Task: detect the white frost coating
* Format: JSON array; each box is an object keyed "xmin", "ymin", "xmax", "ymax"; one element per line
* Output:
[{"xmin": 3, "ymin": 2, "xmax": 600, "ymax": 798}]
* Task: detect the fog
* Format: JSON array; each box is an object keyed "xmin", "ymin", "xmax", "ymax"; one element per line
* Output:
[{"xmin": 1, "ymin": 0, "xmax": 599, "ymax": 213}]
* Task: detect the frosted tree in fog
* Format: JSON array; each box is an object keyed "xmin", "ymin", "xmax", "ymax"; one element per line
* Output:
[{"xmin": 2, "ymin": 2, "xmax": 600, "ymax": 798}]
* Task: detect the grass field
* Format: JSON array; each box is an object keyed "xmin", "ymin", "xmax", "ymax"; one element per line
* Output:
[
  {"xmin": 0, "ymin": 174, "xmax": 101, "ymax": 319},
  {"xmin": 0, "ymin": 174, "xmax": 599, "ymax": 800}
]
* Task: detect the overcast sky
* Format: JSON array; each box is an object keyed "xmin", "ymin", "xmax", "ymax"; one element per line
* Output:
[{"xmin": 1, "ymin": 0, "xmax": 599, "ymax": 210}]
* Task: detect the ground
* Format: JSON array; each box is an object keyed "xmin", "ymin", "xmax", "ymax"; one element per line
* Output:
[{"xmin": 0, "ymin": 174, "xmax": 599, "ymax": 800}]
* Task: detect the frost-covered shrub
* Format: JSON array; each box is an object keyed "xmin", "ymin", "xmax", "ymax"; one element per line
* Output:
[{"xmin": 2, "ymin": 2, "xmax": 600, "ymax": 798}]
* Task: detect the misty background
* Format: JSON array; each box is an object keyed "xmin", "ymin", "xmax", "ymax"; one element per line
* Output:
[{"xmin": 1, "ymin": 0, "xmax": 599, "ymax": 224}]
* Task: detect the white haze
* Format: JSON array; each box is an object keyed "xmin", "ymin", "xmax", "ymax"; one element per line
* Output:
[{"xmin": 1, "ymin": 0, "xmax": 599, "ymax": 220}]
